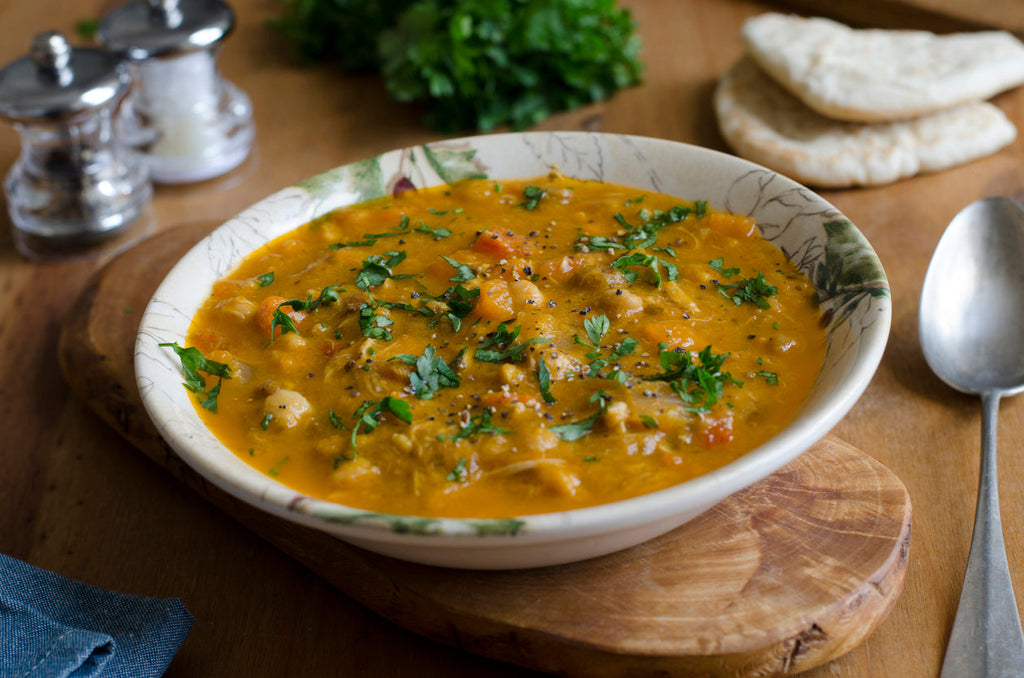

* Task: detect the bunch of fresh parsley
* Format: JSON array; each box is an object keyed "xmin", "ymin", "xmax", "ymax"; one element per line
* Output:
[{"xmin": 270, "ymin": 0, "xmax": 643, "ymax": 131}]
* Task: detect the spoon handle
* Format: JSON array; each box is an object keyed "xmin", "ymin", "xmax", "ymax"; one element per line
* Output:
[{"xmin": 941, "ymin": 392, "xmax": 1024, "ymax": 677}]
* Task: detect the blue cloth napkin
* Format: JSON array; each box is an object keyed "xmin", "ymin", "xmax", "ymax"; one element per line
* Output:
[{"xmin": 1, "ymin": 553, "xmax": 193, "ymax": 678}]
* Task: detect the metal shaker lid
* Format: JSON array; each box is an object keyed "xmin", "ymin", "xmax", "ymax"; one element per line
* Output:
[
  {"xmin": 98, "ymin": 0, "xmax": 235, "ymax": 60},
  {"xmin": 0, "ymin": 31, "xmax": 130, "ymax": 123}
]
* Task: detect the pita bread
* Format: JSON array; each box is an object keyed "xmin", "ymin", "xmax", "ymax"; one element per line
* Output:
[
  {"xmin": 713, "ymin": 57, "xmax": 1017, "ymax": 188},
  {"xmin": 742, "ymin": 13, "xmax": 1024, "ymax": 122}
]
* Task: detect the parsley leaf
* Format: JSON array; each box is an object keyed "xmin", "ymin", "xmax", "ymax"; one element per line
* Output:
[
  {"xmin": 447, "ymin": 457, "xmax": 469, "ymax": 482},
  {"xmin": 447, "ymin": 407, "xmax": 509, "ymax": 442},
  {"xmin": 520, "ymin": 185, "xmax": 545, "ymax": 210},
  {"xmin": 549, "ymin": 390, "xmax": 610, "ymax": 441},
  {"xmin": 255, "ymin": 272, "xmax": 275, "ymax": 287},
  {"xmin": 584, "ymin": 314, "xmax": 608, "ymax": 348},
  {"xmin": 440, "ymin": 255, "xmax": 475, "ymax": 282},
  {"xmin": 268, "ymin": 285, "xmax": 346, "ymax": 342},
  {"xmin": 475, "ymin": 322, "xmax": 551, "ymax": 363},
  {"xmin": 708, "ymin": 257, "xmax": 740, "ymax": 278},
  {"xmin": 328, "ymin": 409, "xmax": 348, "ymax": 430},
  {"xmin": 350, "ymin": 397, "xmax": 412, "ymax": 448},
  {"xmin": 355, "ymin": 250, "xmax": 409, "ymax": 290},
  {"xmin": 358, "ymin": 302, "xmax": 394, "ymax": 340},
  {"xmin": 717, "ymin": 271, "xmax": 777, "ymax": 309},
  {"xmin": 613, "ymin": 205, "xmax": 690, "ymax": 250},
  {"xmin": 572, "ymin": 314, "xmax": 637, "ymax": 381},
  {"xmin": 390, "ymin": 345, "xmax": 461, "ymax": 399},
  {"xmin": 611, "ymin": 252, "xmax": 678, "ymax": 288},
  {"xmin": 643, "ymin": 345, "xmax": 742, "ymax": 413},
  {"xmin": 575, "ymin": 234, "xmax": 625, "ymax": 252},
  {"xmin": 363, "ymin": 214, "xmax": 453, "ymax": 240},
  {"xmin": 536, "ymin": 356, "xmax": 556, "ymax": 404},
  {"xmin": 427, "ymin": 284, "xmax": 480, "ymax": 332},
  {"xmin": 160, "ymin": 342, "xmax": 231, "ymax": 412},
  {"xmin": 365, "ymin": 0, "xmax": 643, "ymax": 132}
]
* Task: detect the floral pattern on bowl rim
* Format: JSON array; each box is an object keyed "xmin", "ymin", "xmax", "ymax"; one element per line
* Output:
[{"xmin": 135, "ymin": 131, "xmax": 890, "ymax": 569}]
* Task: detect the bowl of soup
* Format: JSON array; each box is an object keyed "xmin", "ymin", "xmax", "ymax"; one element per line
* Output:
[{"xmin": 135, "ymin": 131, "xmax": 890, "ymax": 569}]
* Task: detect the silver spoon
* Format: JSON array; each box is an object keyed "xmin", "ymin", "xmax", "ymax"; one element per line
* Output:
[{"xmin": 920, "ymin": 196, "xmax": 1024, "ymax": 677}]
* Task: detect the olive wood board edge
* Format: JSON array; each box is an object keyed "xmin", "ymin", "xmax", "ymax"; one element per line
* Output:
[{"xmin": 58, "ymin": 222, "xmax": 913, "ymax": 677}]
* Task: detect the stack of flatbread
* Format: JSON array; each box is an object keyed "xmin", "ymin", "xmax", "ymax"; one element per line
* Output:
[{"xmin": 714, "ymin": 13, "xmax": 1024, "ymax": 188}]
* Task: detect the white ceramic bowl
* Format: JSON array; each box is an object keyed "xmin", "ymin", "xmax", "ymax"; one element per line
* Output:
[{"xmin": 135, "ymin": 132, "xmax": 890, "ymax": 569}]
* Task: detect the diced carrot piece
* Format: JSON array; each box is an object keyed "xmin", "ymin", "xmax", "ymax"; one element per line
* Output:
[
  {"xmin": 535, "ymin": 254, "xmax": 587, "ymax": 283},
  {"xmin": 698, "ymin": 409, "xmax": 734, "ymax": 448},
  {"xmin": 256, "ymin": 295, "xmax": 306, "ymax": 336},
  {"xmin": 472, "ymin": 229, "xmax": 530, "ymax": 258},
  {"xmin": 189, "ymin": 327, "xmax": 225, "ymax": 354},
  {"xmin": 641, "ymin": 321, "xmax": 696, "ymax": 351},
  {"xmin": 475, "ymin": 279, "xmax": 515, "ymax": 321}
]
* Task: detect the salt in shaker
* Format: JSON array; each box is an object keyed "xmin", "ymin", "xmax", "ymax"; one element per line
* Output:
[
  {"xmin": 98, "ymin": 0, "xmax": 255, "ymax": 184},
  {"xmin": 0, "ymin": 31, "xmax": 152, "ymax": 258}
]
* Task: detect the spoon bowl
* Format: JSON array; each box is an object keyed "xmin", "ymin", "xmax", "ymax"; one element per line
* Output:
[
  {"xmin": 919, "ymin": 196, "xmax": 1024, "ymax": 677},
  {"xmin": 920, "ymin": 197, "xmax": 1024, "ymax": 396}
]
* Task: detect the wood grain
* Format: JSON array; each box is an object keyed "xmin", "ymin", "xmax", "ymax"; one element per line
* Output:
[
  {"xmin": 58, "ymin": 221, "xmax": 912, "ymax": 676},
  {"xmin": 4, "ymin": 0, "xmax": 1024, "ymax": 674}
]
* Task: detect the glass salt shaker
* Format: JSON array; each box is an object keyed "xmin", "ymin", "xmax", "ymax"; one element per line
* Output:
[
  {"xmin": 98, "ymin": 0, "xmax": 255, "ymax": 184},
  {"xmin": 0, "ymin": 31, "xmax": 151, "ymax": 258}
]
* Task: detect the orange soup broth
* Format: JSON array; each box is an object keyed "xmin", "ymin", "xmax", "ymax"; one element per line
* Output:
[{"xmin": 185, "ymin": 174, "xmax": 826, "ymax": 517}]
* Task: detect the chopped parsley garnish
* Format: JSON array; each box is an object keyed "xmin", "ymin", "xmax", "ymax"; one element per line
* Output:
[
  {"xmin": 580, "ymin": 314, "xmax": 609, "ymax": 349},
  {"xmin": 475, "ymin": 322, "xmax": 551, "ymax": 363},
  {"xmin": 270, "ymin": 306, "xmax": 300, "ymax": 339},
  {"xmin": 260, "ymin": 413, "xmax": 273, "ymax": 430},
  {"xmin": 695, "ymin": 200, "xmax": 708, "ymax": 219},
  {"xmin": 427, "ymin": 284, "xmax": 480, "ymax": 332},
  {"xmin": 331, "ymin": 215, "xmax": 451, "ymax": 248},
  {"xmin": 390, "ymin": 345, "xmax": 461, "ymax": 399},
  {"xmin": 328, "ymin": 409, "xmax": 348, "ymax": 429},
  {"xmin": 611, "ymin": 252, "xmax": 677, "ymax": 288},
  {"xmin": 268, "ymin": 285, "xmax": 345, "ymax": 342},
  {"xmin": 447, "ymin": 407, "xmax": 509, "ymax": 442},
  {"xmin": 350, "ymin": 397, "xmax": 412, "ymax": 448},
  {"xmin": 643, "ymin": 345, "xmax": 742, "ymax": 413},
  {"xmin": 639, "ymin": 414, "xmax": 659, "ymax": 429},
  {"xmin": 549, "ymin": 390, "xmax": 610, "ymax": 441},
  {"xmin": 355, "ymin": 250, "xmax": 410, "ymax": 290},
  {"xmin": 447, "ymin": 457, "xmax": 469, "ymax": 482},
  {"xmin": 160, "ymin": 342, "xmax": 231, "ymax": 412},
  {"xmin": 255, "ymin": 272, "xmax": 275, "ymax": 287},
  {"xmin": 519, "ymin": 185, "xmax": 545, "ymax": 210},
  {"xmin": 717, "ymin": 271, "xmax": 777, "ymax": 309},
  {"xmin": 364, "ymin": 215, "xmax": 453, "ymax": 240},
  {"xmin": 575, "ymin": 234, "xmax": 626, "ymax": 252},
  {"xmin": 536, "ymin": 356, "xmax": 556, "ymax": 404},
  {"xmin": 613, "ymin": 205, "xmax": 690, "ymax": 250},
  {"xmin": 756, "ymin": 370, "xmax": 779, "ymax": 385},
  {"xmin": 439, "ymin": 255, "xmax": 475, "ymax": 282},
  {"xmin": 357, "ymin": 294, "xmax": 436, "ymax": 341},
  {"xmin": 573, "ymin": 314, "xmax": 637, "ymax": 381},
  {"xmin": 329, "ymin": 238, "xmax": 378, "ymax": 249},
  {"xmin": 267, "ymin": 456, "xmax": 290, "ymax": 477},
  {"xmin": 358, "ymin": 302, "xmax": 394, "ymax": 340},
  {"xmin": 708, "ymin": 257, "xmax": 740, "ymax": 278}
]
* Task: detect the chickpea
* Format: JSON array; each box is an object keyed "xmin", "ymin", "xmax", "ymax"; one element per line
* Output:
[{"xmin": 263, "ymin": 389, "xmax": 311, "ymax": 429}]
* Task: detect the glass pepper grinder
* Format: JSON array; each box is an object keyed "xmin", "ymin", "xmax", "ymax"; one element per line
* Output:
[
  {"xmin": 98, "ymin": 0, "xmax": 255, "ymax": 184},
  {"xmin": 0, "ymin": 31, "xmax": 152, "ymax": 259}
]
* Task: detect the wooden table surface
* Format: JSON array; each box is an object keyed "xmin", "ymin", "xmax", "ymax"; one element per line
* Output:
[{"xmin": 3, "ymin": 0, "xmax": 1024, "ymax": 675}]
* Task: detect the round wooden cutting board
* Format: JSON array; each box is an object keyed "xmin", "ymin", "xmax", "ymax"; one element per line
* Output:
[{"xmin": 58, "ymin": 222, "xmax": 912, "ymax": 677}]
